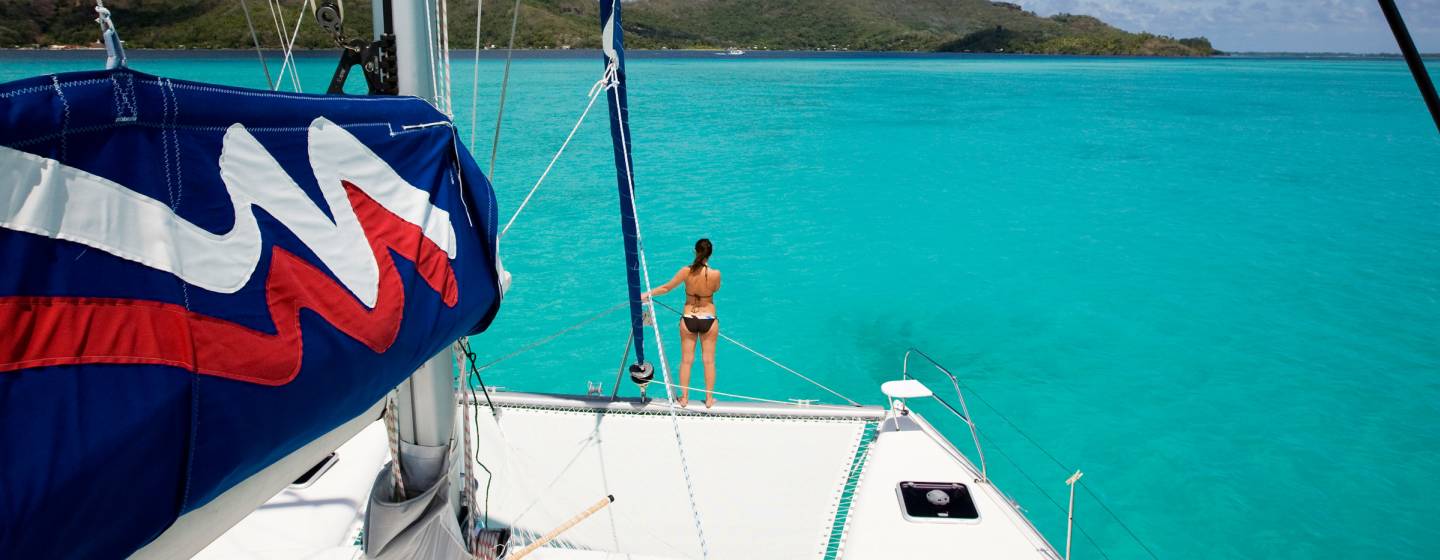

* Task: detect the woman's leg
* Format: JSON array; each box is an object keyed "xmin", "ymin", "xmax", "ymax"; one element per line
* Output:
[
  {"xmin": 702, "ymin": 320, "xmax": 718, "ymax": 408},
  {"xmin": 678, "ymin": 320, "xmax": 697, "ymax": 407}
]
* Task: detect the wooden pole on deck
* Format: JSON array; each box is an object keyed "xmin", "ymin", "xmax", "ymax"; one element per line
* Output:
[{"xmin": 508, "ymin": 495, "xmax": 616, "ymax": 559}]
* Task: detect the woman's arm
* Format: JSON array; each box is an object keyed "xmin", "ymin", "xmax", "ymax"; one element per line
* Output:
[{"xmin": 642, "ymin": 267, "xmax": 689, "ymax": 300}]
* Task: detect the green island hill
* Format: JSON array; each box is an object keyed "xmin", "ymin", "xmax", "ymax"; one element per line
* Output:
[{"xmin": 2, "ymin": 0, "xmax": 1216, "ymax": 56}]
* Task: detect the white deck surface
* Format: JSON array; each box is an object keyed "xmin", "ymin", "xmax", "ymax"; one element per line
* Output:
[
  {"xmin": 470, "ymin": 393, "xmax": 881, "ymax": 559},
  {"xmin": 522, "ymin": 550, "xmax": 682, "ymax": 560},
  {"xmin": 838, "ymin": 414, "xmax": 1059, "ymax": 559},
  {"xmin": 183, "ymin": 393, "xmax": 1060, "ymax": 560},
  {"xmin": 194, "ymin": 421, "xmax": 387, "ymax": 560}
]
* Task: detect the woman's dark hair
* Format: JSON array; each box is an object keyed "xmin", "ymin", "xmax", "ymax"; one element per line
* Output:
[{"xmin": 689, "ymin": 238, "xmax": 712, "ymax": 273}]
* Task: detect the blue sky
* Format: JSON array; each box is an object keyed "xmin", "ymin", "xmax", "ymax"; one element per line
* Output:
[{"xmin": 1019, "ymin": 0, "xmax": 1440, "ymax": 53}]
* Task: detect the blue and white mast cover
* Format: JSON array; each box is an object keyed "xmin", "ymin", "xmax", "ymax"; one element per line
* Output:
[
  {"xmin": 0, "ymin": 69, "xmax": 504, "ymax": 556},
  {"xmin": 600, "ymin": 0, "xmax": 652, "ymax": 380}
]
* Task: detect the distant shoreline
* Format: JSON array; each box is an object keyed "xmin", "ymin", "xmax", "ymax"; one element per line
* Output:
[{"xmin": 2, "ymin": 47, "xmax": 1435, "ymax": 62}]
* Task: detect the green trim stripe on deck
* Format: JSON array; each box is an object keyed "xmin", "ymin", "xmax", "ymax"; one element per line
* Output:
[{"xmin": 822, "ymin": 421, "xmax": 879, "ymax": 560}]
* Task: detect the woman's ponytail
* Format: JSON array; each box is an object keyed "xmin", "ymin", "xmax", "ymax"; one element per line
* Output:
[{"xmin": 689, "ymin": 238, "xmax": 712, "ymax": 273}]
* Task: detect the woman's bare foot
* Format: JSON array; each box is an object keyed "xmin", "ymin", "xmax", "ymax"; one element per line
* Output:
[
  {"xmin": 705, "ymin": 393, "xmax": 716, "ymax": 409},
  {"xmin": 678, "ymin": 393, "xmax": 689, "ymax": 407}
]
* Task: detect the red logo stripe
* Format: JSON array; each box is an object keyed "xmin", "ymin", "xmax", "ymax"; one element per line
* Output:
[{"xmin": 0, "ymin": 182, "xmax": 459, "ymax": 386}]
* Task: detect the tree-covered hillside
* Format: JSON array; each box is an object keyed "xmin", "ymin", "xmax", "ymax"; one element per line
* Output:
[{"xmin": 0, "ymin": 0, "xmax": 1215, "ymax": 56}]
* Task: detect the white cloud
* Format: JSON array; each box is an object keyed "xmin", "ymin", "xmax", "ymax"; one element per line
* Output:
[{"xmin": 1017, "ymin": 0, "xmax": 1440, "ymax": 52}]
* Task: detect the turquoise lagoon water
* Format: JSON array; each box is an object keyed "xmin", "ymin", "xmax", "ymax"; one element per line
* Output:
[{"xmin": 3, "ymin": 51, "xmax": 1439, "ymax": 558}]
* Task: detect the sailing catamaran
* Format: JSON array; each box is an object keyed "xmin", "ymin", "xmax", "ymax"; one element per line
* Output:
[
  {"xmin": 13, "ymin": 0, "xmax": 1065, "ymax": 556},
  {"xmin": 38, "ymin": 0, "xmax": 1440, "ymax": 556}
]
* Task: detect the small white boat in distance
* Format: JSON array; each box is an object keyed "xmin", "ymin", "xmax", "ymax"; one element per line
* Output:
[{"xmin": 717, "ymin": 47, "xmax": 745, "ymax": 56}]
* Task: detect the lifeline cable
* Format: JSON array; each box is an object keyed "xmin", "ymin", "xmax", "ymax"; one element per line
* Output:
[{"xmin": 651, "ymin": 299, "xmax": 862, "ymax": 406}]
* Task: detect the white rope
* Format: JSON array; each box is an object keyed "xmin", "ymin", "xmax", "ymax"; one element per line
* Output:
[
  {"xmin": 263, "ymin": 0, "xmax": 298, "ymax": 90},
  {"xmin": 438, "ymin": 0, "xmax": 455, "ymax": 116},
  {"xmin": 422, "ymin": 0, "xmax": 440, "ymax": 109},
  {"xmin": 94, "ymin": 1, "xmax": 126, "ymax": 69},
  {"xmin": 488, "ymin": 428, "xmax": 585, "ymax": 548},
  {"xmin": 272, "ymin": 0, "xmax": 308, "ymax": 92},
  {"xmin": 383, "ymin": 394, "xmax": 407, "ymax": 499},
  {"xmin": 267, "ymin": 0, "xmax": 295, "ymax": 91},
  {"xmin": 601, "ymin": 53, "xmax": 709, "ymax": 556},
  {"xmin": 499, "ymin": 69, "xmax": 610, "ymax": 238},
  {"xmin": 509, "ymin": 433, "xmax": 600, "ymax": 526},
  {"xmin": 468, "ymin": 0, "xmax": 484, "ymax": 148},
  {"xmin": 650, "ymin": 300, "xmax": 862, "ymax": 407}
]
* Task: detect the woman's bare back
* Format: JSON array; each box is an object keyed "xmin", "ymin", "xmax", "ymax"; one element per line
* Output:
[{"xmin": 683, "ymin": 266, "xmax": 720, "ymax": 316}]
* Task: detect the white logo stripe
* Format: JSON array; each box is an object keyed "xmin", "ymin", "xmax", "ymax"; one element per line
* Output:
[{"xmin": 0, "ymin": 117, "xmax": 458, "ymax": 308}]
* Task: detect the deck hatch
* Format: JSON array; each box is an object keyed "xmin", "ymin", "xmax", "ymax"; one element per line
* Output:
[{"xmin": 897, "ymin": 481, "xmax": 980, "ymax": 521}]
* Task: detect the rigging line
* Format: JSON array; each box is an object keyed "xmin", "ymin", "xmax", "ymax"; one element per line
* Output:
[
  {"xmin": 275, "ymin": 0, "xmax": 310, "ymax": 92},
  {"xmin": 472, "ymin": 301, "xmax": 630, "ymax": 372},
  {"xmin": 955, "ymin": 378, "xmax": 1158, "ymax": 559},
  {"xmin": 236, "ymin": 0, "xmax": 274, "ymax": 89},
  {"xmin": 1079, "ymin": 483, "xmax": 1161, "ymax": 560},
  {"xmin": 610, "ymin": 333, "xmax": 633, "ymax": 399},
  {"xmin": 457, "ymin": 338, "xmax": 495, "ymax": 532},
  {"xmin": 499, "ymin": 71, "xmax": 608, "ymax": 238},
  {"xmin": 454, "ymin": 342, "xmax": 490, "ymax": 557},
  {"xmin": 976, "ymin": 428, "xmax": 1112, "ymax": 560},
  {"xmin": 650, "ymin": 300, "xmax": 862, "ymax": 407},
  {"xmin": 439, "ymin": 0, "xmax": 455, "ymax": 115},
  {"xmin": 382, "ymin": 394, "xmax": 409, "ymax": 499},
  {"xmin": 485, "ymin": 435, "xmax": 594, "ymax": 552},
  {"xmin": 639, "ymin": 380, "xmax": 816, "ymax": 406},
  {"xmin": 459, "ymin": 337, "xmax": 500, "ymax": 417},
  {"xmin": 468, "ymin": 0, "xmax": 484, "ymax": 148},
  {"xmin": 263, "ymin": 0, "xmax": 297, "ymax": 90},
  {"xmin": 486, "ymin": 0, "xmax": 523, "ymax": 178},
  {"xmin": 950, "ymin": 374, "xmax": 1163, "ymax": 558},
  {"xmin": 508, "ymin": 432, "xmax": 600, "ymax": 525},
  {"xmin": 455, "ymin": 356, "xmax": 479, "ymax": 558},
  {"xmin": 608, "ymin": 63, "xmax": 710, "ymax": 558},
  {"xmin": 268, "ymin": 0, "xmax": 299, "ymax": 91},
  {"xmin": 264, "ymin": 0, "xmax": 284, "ymax": 60},
  {"xmin": 459, "ymin": 338, "xmax": 499, "ymax": 536},
  {"xmin": 422, "ymin": 0, "xmax": 441, "ymax": 112}
]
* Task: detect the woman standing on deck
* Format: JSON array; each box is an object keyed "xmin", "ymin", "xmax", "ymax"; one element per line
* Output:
[{"xmin": 642, "ymin": 239, "xmax": 721, "ymax": 408}]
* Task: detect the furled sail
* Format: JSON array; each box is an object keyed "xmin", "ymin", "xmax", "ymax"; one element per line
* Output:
[
  {"xmin": 600, "ymin": 0, "xmax": 651, "ymax": 373},
  {"xmin": 0, "ymin": 69, "xmax": 503, "ymax": 557}
]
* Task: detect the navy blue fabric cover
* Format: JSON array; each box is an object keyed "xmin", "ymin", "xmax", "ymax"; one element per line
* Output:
[
  {"xmin": 0, "ymin": 69, "xmax": 502, "ymax": 557},
  {"xmin": 600, "ymin": 0, "xmax": 649, "ymax": 366}
]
